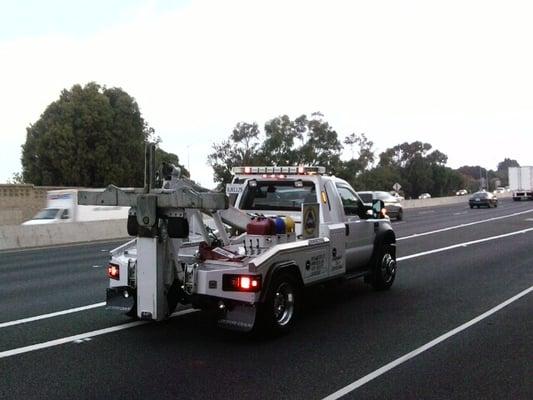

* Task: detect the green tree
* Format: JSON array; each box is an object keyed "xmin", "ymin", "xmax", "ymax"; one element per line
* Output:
[
  {"xmin": 456, "ymin": 165, "xmax": 494, "ymax": 191},
  {"xmin": 355, "ymin": 166, "xmax": 401, "ymax": 192},
  {"xmin": 377, "ymin": 141, "xmax": 455, "ymax": 197},
  {"xmin": 208, "ymin": 113, "xmax": 344, "ymax": 187},
  {"xmin": 495, "ymin": 158, "xmax": 520, "ymax": 186},
  {"xmin": 339, "ymin": 133, "xmax": 375, "ymax": 184},
  {"xmin": 7, "ymin": 172, "xmax": 25, "ymax": 184},
  {"xmin": 207, "ymin": 122, "xmax": 263, "ymax": 187},
  {"xmin": 299, "ymin": 112, "xmax": 343, "ymax": 173},
  {"xmin": 21, "ymin": 82, "xmax": 184, "ymax": 187},
  {"xmin": 261, "ymin": 115, "xmax": 306, "ymax": 165}
]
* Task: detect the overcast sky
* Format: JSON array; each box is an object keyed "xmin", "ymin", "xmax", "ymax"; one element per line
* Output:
[{"xmin": 1, "ymin": 0, "xmax": 532, "ymax": 187}]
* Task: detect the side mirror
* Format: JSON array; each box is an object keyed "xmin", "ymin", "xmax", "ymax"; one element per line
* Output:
[{"xmin": 372, "ymin": 199, "xmax": 385, "ymax": 219}]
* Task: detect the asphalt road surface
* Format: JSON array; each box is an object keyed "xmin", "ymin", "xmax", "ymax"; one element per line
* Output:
[{"xmin": 1, "ymin": 198, "xmax": 532, "ymax": 399}]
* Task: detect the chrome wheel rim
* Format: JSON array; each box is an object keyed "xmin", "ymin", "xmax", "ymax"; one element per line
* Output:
[
  {"xmin": 273, "ymin": 282, "xmax": 295, "ymax": 326},
  {"xmin": 380, "ymin": 253, "xmax": 396, "ymax": 283}
]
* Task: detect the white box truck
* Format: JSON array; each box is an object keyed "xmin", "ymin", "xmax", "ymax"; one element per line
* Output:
[
  {"xmin": 509, "ymin": 166, "xmax": 533, "ymax": 201},
  {"xmin": 22, "ymin": 189, "xmax": 129, "ymax": 225}
]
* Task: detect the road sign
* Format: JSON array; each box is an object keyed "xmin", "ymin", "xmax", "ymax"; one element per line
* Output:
[{"xmin": 393, "ymin": 182, "xmax": 402, "ymax": 192}]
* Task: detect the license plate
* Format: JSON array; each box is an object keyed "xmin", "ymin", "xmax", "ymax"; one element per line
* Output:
[{"xmin": 226, "ymin": 184, "xmax": 244, "ymax": 195}]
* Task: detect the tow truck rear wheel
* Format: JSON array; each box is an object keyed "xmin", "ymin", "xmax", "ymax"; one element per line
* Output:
[
  {"xmin": 166, "ymin": 280, "xmax": 180, "ymax": 316},
  {"xmin": 370, "ymin": 243, "xmax": 396, "ymax": 291},
  {"xmin": 125, "ymin": 292, "xmax": 137, "ymax": 318},
  {"xmin": 257, "ymin": 272, "xmax": 300, "ymax": 334}
]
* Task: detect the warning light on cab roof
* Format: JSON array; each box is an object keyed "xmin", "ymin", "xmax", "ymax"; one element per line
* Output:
[{"xmin": 232, "ymin": 166, "xmax": 326, "ymax": 175}]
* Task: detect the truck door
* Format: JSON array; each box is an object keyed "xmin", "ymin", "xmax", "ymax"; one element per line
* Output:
[{"xmin": 335, "ymin": 184, "xmax": 375, "ymax": 273}]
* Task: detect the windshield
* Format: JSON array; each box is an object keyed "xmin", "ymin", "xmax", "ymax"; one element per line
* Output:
[
  {"xmin": 374, "ymin": 192, "xmax": 396, "ymax": 202},
  {"xmin": 240, "ymin": 181, "xmax": 316, "ymax": 211},
  {"xmin": 33, "ymin": 208, "xmax": 61, "ymax": 220},
  {"xmin": 474, "ymin": 192, "xmax": 489, "ymax": 198}
]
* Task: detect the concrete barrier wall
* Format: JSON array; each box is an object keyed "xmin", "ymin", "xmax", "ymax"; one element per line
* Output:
[
  {"xmin": 402, "ymin": 192, "xmax": 511, "ymax": 209},
  {"xmin": 0, "ymin": 219, "xmax": 128, "ymax": 251}
]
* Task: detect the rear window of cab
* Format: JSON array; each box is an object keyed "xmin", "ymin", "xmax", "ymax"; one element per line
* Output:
[{"xmin": 240, "ymin": 181, "xmax": 317, "ymax": 211}]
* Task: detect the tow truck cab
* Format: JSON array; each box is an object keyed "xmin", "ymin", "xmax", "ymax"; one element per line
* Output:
[{"xmin": 231, "ymin": 166, "xmax": 393, "ymax": 273}]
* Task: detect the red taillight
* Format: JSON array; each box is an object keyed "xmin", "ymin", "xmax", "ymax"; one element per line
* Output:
[
  {"xmin": 223, "ymin": 275, "xmax": 261, "ymax": 292},
  {"xmin": 240, "ymin": 276, "xmax": 251, "ymax": 289},
  {"xmin": 107, "ymin": 263, "xmax": 120, "ymax": 280}
]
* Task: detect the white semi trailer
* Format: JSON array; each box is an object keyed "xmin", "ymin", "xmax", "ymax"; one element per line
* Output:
[{"xmin": 509, "ymin": 166, "xmax": 533, "ymax": 201}]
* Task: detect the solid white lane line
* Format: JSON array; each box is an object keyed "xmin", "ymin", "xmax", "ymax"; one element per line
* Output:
[
  {"xmin": 397, "ymin": 209, "xmax": 533, "ymax": 241},
  {"xmin": 0, "ymin": 308, "xmax": 198, "ymax": 359},
  {"xmin": 0, "ymin": 303, "xmax": 106, "ymax": 329},
  {"xmin": 322, "ymin": 285, "xmax": 533, "ymax": 400},
  {"xmin": 397, "ymin": 227, "xmax": 533, "ymax": 261}
]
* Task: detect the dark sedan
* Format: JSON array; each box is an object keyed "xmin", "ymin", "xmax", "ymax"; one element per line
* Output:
[
  {"xmin": 469, "ymin": 191, "xmax": 498, "ymax": 208},
  {"xmin": 358, "ymin": 191, "xmax": 404, "ymax": 220}
]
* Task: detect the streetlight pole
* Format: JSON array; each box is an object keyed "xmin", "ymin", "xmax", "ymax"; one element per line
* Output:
[{"xmin": 186, "ymin": 145, "xmax": 191, "ymax": 173}]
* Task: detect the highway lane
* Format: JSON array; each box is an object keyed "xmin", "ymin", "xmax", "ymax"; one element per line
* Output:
[
  {"xmin": 1, "ymin": 201, "xmax": 531, "ymax": 324},
  {"xmin": 344, "ymin": 294, "xmax": 532, "ymax": 400},
  {"xmin": 0, "ymin": 240, "xmax": 126, "ymax": 322},
  {"xmin": 1, "ymin": 198, "xmax": 531, "ymax": 327},
  {"xmin": 0, "ymin": 200, "xmax": 532, "ymax": 399},
  {"xmin": 396, "ymin": 196, "xmax": 530, "ymax": 238}
]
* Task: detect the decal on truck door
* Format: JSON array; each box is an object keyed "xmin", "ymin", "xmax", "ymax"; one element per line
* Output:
[{"xmin": 302, "ymin": 203, "xmax": 319, "ymax": 239}]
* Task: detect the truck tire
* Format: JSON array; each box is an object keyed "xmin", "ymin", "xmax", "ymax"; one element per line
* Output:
[
  {"xmin": 370, "ymin": 243, "xmax": 397, "ymax": 291},
  {"xmin": 125, "ymin": 282, "xmax": 180, "ymax": 318},
  {"xmin": 396, "ymin": 209, "xmax": 403, "ymax": 221},
  {"xmin": 166, "ymin": 280, "xmax": 180, "ymax": 316},
  {"xmin": 256, "ymin": 272, "xmax": 300, "ymax": 334},
  {"xmin": 125, "ymin": 291, "xmax": 138, "ymax": 318}
]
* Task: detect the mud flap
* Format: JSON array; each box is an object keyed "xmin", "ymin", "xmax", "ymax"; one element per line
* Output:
[
  {"xmin": 106, "ymin": 287, "xmax": 135, "ymax": 311},
  {"xmin": 217, "ymin": 303, "xmax": 257, "ymax": 332}
]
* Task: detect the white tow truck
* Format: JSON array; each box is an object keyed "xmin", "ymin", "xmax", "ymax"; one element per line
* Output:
[{"xmin": 79, "ymin": 145, "xmax": 397, "ymax": 333}]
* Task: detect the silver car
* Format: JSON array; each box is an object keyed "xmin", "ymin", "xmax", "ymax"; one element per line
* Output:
[{"xmin": 358, "ymin": 191, "xmax": 404, "ymax": 221}]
